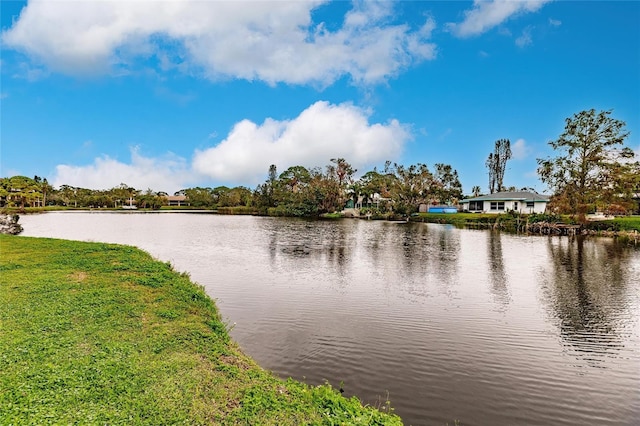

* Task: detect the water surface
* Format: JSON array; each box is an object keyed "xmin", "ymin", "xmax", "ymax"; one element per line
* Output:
[{"xmin": 19, "ymin": 212, "xmax": 640, "ymax": 425}]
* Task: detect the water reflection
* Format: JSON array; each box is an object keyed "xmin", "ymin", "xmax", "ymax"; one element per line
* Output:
[
  {"xmin": 432, "ymin": 225, "xmax": 461, "ymax": 288},
  {"xmin": 261, "ymin": 220, "xmax": 466, "ymax": 301},
  {"xmin": 542, "ymin": 236, "xmax": 635, "ymax": 364},
  {"xmin": 373, "ymin": 222, "xmax": 462, "ymax": 301},
  {"xmin": 487, "ymin": 231, "xmax": 510, "ymax": 310}
]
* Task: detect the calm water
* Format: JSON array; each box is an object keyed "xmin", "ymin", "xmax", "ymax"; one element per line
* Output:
[{"xmin": 18, "ymin": 212, "xmax": 640, "ymax": 425}]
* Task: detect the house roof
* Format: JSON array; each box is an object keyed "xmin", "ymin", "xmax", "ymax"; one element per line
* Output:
[
  {"xmin": 461, "ymin": 191, "xmax": 550, "ymax": 203},
  {"xmin": 166, "ymin": 195, "xmax": 187, "ymax": 201}
]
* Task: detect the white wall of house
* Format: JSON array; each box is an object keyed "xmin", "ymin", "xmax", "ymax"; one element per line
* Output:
[{"xmin": 462, "ymin": 200, "xmax": 547, "ymax": 214}]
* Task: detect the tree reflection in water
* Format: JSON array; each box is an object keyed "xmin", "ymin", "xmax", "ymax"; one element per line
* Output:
[
  {"xmin": 487, "ymin": 230, "xmax": 511, "ymax": 310},
  {"xmin": 542, "ymin": 236, "xmax": 636, "ymax": 365}
]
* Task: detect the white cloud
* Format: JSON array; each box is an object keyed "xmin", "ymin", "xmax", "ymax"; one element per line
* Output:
[
  {"xmin": 52, "ymin": 147, "xmax": 195, "ymax": 193},
  {"xmin": 548, "ymin": 18, "xmax": 562, "ymax": 27},
  {"xmin": 515, "ymin": 26, "xmax": 533, "ymax": 48},
  {"xmin": 2, "ymin": 0, "xmax": 436, "ymax": 86},
  {"xmin": 511, "ymin": 138, "xmax": 531, "ymax": 160},
  {"xmin": 447, "ymin": 0, "xmax": 551, "ymax": 38},
  {"xmin": 192, "ymin": 101, "xmax": 410, "ymax": 184},
  {"xmin": 50, "ymin": 101, "xmax": 410, "ymax": 190}
]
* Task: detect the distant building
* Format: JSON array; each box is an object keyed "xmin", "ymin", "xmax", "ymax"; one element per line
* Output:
[
  {"xmin": 165, "ymin": 195, "xmax": 189, "ymax": 206},
  {"xmin": 460, "ymin": 191, "xmax": 549, "ymax": 214},
  {"xmin": 345, "ymin": 193, "xmax": 386, "ymax": 209}
]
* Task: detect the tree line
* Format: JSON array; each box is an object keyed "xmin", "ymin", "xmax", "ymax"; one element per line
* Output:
[
  {"xmin": 2, "ymin": 109, "xmax": 638, "ymax": 217},
  {"xmin": 0, "ymin": 158, "xmax": 464, "ymax": 217}
]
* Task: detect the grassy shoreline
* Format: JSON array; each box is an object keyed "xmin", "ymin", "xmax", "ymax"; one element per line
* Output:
[
  {"xmin": 0, "ymin": 235, "xmax": 401, "ymax": 425},
  {"xmin": 410, "ymin": 212, "xmax": 640, "ymax": 235}
]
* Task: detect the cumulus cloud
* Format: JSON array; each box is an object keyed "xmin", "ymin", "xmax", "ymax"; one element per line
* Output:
[
  {"xmin": 52, "ymin": 147, "xmax": 195, "ymax": 193},
  {"xmin": 511, "ymin": 138, "xmax": 531, "ymax": 160},
  {"xmin": 447, "ymin": 0, "xmax": 551, "ymax": 38},
  {"xmin": 51, "ymin": 101, "xmax": 410, "ymax": 190},
  {"xmin": 2, "ymin": 0, "xmax": 436, "ymax": 85},
  {"xmin": 548, "ymin": 18, "xmax": 562, "ymax": 27},
  {"xmin": 192, "ymin": 101, "xmax": 410, "ymax": 184}
]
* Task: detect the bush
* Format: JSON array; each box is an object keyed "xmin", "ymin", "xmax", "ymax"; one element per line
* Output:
[
  {"xmin": 584, "ymin": 220, "xmax": 620, "ymax": 231},
  {"xmin": 527, "ymin": 213, "xmax": 562, "ymax": 224}
]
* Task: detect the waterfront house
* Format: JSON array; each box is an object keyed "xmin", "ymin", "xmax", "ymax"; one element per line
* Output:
[
  {"xmin": 345, "ymin": 193, "xmax": 386, "ymax": 210},
  {"xmin": 166, "ymin": 195, "xmax": 189, "ymax": 206},
  {"xmin": 460, "ymin": 191, "xmax": 549, "ymax": 214}
]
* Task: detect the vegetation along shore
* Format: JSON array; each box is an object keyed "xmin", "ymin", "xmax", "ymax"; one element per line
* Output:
[
  {"xmin": 410, "ymin": 212, "xmax": 640, "ymax": 240},
  {"xmin": 0, "ymin": 235, "xmax": 401, "ymax": 425}
]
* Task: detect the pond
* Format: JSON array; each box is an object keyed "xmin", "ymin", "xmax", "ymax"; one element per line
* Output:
[{"xmin": 19, "ymin": 212, "xmax": 640, "ymax": 425}]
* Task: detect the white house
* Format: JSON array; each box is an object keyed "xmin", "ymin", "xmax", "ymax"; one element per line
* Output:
[{"xmin": 460, "ymin": 191, "xmax": 549, "ymax": 214}]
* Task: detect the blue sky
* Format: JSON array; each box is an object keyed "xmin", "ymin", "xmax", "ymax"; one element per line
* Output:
[{"xmin": 1, "ymin": 0, "xmax": 638, "ymax": 195}]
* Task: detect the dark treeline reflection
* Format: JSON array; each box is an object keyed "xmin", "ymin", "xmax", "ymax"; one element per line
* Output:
[
  {"xmin": 542, "ymin": 236, "xmax": 637, "ymax": 363},
  {"xmin": 488, "ymin": 230, "xmax": 510, "ymax": 310},
  {"xmin": 265, "ymin": 219, "xmax": 351, "ymax": 257},
  {"xmin": 262, "ymin": 218, "xmax": 463, "ymax": 300}
]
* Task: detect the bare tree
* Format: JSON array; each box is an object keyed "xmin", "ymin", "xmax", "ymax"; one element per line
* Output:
[{"xmin": 486, "ymin": 139, "xmax": 512, "ymax": 193}]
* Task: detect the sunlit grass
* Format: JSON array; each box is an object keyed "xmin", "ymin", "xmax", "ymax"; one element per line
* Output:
[
  {"xmin": 613, "ymin": 216, "xmax": 640, "ymax": 231},
  {"xmin": 0, "ymin": 235, "xmax": 401, "ymax": 425}
]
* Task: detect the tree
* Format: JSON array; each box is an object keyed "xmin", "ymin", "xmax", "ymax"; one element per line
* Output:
[
  {"xmin": 254, "ymin": 164, "xmax": 279, "ymax": 210},
  {"xmin": 537, "ymin": 109, "xmax": 636, "ymax": 216},
  {"xmin": 39, "ymin": 178, "xmax": 53, "ymax": 207},
  {"xmin": 0, "ymin": 176, "xmax": 41, "ymax": 209},
  {"xmin": 486, "ymin": 139, "xmax": 512, "ymax": 193},
  {"xmin": 110, "ymin": 183, "xmax": 137, "ymax": 208},
  {"xmin": 183, "ymin": 187, "xmax": 214, "ymax": 207},
  {"xmin": 328, "ymin": 158, "xmax": 356, "ymax": 187},
  {"xmin": 218, "ymin": 186, "xmax": 253, "ymax": 207},
  {"xmin": 356, "ymin": 169, "xmax": 394, "ymax": 211},
  {"xmin": 279, "ymin": 166, "xmax": 311, "ymax": 193},
  {"xmin": 433, "ymin": 163, "xmax": 463, "ymax": 205},
  {"xmin": 136, "ymin": 189, "xmax": 165, "ymax": 209},
  {"xmin": 211, "ymin": 186, "xmax": 230, "ymax": 205},
  {"xmin": 388, "ymin": 162, "xmax": 433, "ymax": 214},
  {"xmin": 471, "ymin": 185, "xmax": 482, "ymax": 197}
]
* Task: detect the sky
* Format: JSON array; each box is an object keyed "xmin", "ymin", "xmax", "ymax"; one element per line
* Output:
[{"xmin": 1, "ymin": 0, "xmax": 638, "ymax": 195}]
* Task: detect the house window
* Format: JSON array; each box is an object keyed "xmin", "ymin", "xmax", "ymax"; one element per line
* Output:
[
  {"xmin": 469, "ymin": 201, "xmax": 483, "ymax": 211},
  {"xmin": 490, "ymin": 202, "xmax": 505, "ymax": 211},
  {"xmin": 526, "ymin": 201, "xmax": 535, "ymax": 208}
]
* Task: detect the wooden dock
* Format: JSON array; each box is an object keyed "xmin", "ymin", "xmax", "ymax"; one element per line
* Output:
[{"xmin": 527, "ymin": 222, "xmax": 582, "ymax": 235}]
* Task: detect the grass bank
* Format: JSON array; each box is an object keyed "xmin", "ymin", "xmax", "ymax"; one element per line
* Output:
[{"xmin": 0, "ymin": 235, "xmax": 401, "ymax": 425}]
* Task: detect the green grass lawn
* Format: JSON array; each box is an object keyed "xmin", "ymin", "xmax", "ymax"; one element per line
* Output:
[
  {"xmin": 0, "ymin": 235, "xmax": 401, "ymax": 425},
  {"xmin": 612, "ymin": 216, "xmax": 640, "ymax": 231}
]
